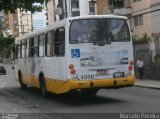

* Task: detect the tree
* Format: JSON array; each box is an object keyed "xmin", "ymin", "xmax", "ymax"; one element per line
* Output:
[
  {"xmin": 132, "ymin": 33, "xmax": 151, "ymax": 45},
  {"xmin": 0, "ymin": 37, "xmax": 15, "ymax": 59},
  {"xmin": 0, "ymin": 0, "xmax": 49, "ymax": 13},
  {"xmin": 0, "ymin": 19, "xmax": 4, "ymax": 37},
  {"xmin": 0, "ymin": 20, "xmax": 15, "ymax": 59}
]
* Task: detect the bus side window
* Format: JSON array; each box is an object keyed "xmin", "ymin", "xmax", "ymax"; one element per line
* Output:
[
  {"xmin": 45, "ymin": 31, "xmax": 54, "ymax": 57},
  {"xmin": 22, "ymin": 41, "xmax": 26, "ymax": 58},
  {"xmin": 29, "ymin": 38, "xmax": 34, "ymax": 57},
  {"xmin": 15, "ymin": 44, "xmax": 18, "ymax": 59},
  {"xmin": 26, "ymin": 39, "xmax": 29, "ymax": 58},
  {"xmin": 34, "ymin": 36, "xmax": 39, "ymax": 57},
  {"xmin": 54, "ymin": 28, "xmax": 65, "ymax": 56},
  {"xmin": 38, "ymin": 34, "xmax": 45, "ymax": 57},
  {"xmin": 18, "ymin": 41, "xmax": 22, "ymax": 58}
]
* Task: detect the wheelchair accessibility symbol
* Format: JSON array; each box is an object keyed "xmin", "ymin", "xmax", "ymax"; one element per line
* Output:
[{"xmin": 71, "ymin": 49, "xmax": 80, "ymax": 58}]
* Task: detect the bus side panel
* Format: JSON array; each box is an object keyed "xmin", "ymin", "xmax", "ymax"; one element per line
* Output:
[
  {"xmin": 28, "ymin": 57, "xmax": 68, "ymax": 93},
  {"xmin": 15, "ymin": 59, "xmax": 32, "ymax": 85}
]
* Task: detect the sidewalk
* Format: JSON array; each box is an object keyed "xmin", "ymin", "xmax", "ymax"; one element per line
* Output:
[{"xmin": 135, "ymin": 79, "xmax": 160, "ymax": 89}]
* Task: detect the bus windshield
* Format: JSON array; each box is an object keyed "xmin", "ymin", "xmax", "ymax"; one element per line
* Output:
[{"xmin": 70, "ymin": 18, "xmax": 130, "ymax": 44}]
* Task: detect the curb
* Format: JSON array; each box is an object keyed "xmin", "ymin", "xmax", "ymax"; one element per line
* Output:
[{"xmin": 134, "ymin": 83, "xmax": 160, "ymax": 90}]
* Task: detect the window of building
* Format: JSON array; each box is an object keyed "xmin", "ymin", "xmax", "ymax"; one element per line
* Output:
[
  {"xmin": 135, "ymin": 15, "xmax": 143, "ymax": 26},
  {"xmin": 89, "ymin": 1, "xmax": 96, "ymax": 15},
  {"xmin": 71, "ymin": 0, "xmax": 79, "ymax": 9},
  {"xmin": 71, "ymin": 0, "xmax": 80, "ymax": 16},
  {"xmin": 112, "ymin": 0, "xmax": 124, "ymax": 9},
  {"xmin": 154, "ymin": 37, "xmax": 160, "ymax": 50},
  {"xmin": 134, "ymin": 0, "xmax": 141, "ymax": 2}
]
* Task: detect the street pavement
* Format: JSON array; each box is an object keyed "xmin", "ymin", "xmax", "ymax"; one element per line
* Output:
[{"xmin": 135, "ymin": 79, "xmax": 160, "ymax": 89}]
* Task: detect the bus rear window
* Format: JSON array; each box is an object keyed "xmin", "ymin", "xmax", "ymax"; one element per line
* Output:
[{"xmin": 69, "ymin": 18, "xmax": 130, "ymax": 44}]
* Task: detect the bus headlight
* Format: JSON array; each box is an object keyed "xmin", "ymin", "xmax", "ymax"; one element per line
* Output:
[{"xmin": 72, "ymin": 74, "xmax": 79, "ymax": 80}]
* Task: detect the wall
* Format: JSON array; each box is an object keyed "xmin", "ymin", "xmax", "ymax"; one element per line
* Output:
[
  {"xmin": 131, "ymin": 0, "xmax": 152, "ymax": 37},
  {"xmin": 143, "ymin": 63, "xmax": 160, "ymax": 80},
  {"xmin": 47, "ymin": 0, "xmax": 55, "ymax": 24},
  {"xmin": 97, "ymin": 0, "xmax": 108, "ymax": 15},
  {"xmin": 79, "ymin": 0, "xmax": 90, "ymax": 15}
]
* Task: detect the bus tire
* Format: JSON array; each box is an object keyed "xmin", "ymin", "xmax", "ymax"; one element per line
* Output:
[
  {"xmin": 39, "ymin": 74, "xmax": 48, "ymax": 98},
  {"xmin": 81, "ymin": 89, "xmax": 98, "ymax": 96},
  {"xmin": 18, "ymin": 71, "xmax": 27, "ymax": 90}
]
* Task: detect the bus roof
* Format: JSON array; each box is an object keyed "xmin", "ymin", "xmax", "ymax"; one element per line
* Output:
[
  {"xmin": 15, "ymin": 15, "xmax": 128, "ymax": 42},
  {"xmin": 68, "ymin": 15, "xmax": 128, "ymax": 21}
]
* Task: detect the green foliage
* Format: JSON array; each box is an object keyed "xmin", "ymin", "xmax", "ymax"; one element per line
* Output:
[
  {"xmin": 154, "ymin": 54, "xmax": 160, "ymax": 62},
  {"xmin": 0, "ymin": 37, "xmax": 15, "ymax": 59},
  {"xmin": 0, "ymin": 0, "xmax": 49, "ymax": 13},
  {"xmin": 132, "ymin": 33, "xmax": 151, "ymax": 45},
  {"xmin": 0, "ymin": 20, "xmax": 4, "ymax": 37}
]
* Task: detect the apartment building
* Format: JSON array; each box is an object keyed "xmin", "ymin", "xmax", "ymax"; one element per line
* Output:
[
  {"xmin": 150, "ymin": 0, "xmax": 160, "ymax": 59},
  {"xmin": 2, "ymin": 13, "xmax": 14, "ymax": 37},
  {"xmin": 96, "ymin": 0, "xmax": 160, "ymax": 61},
  {"xmin": 47, "ymin": 0, "xmax": 97, "ymax": 24},
  {"xmin": 97, "ymin": 0, "xmax": 132, "ymax": 15},
  {"xmin": 18, "ymin": 10, "xmax": 32, "ymax": 36},
  {"xmin": 1, "ymin": 10, "xmax": 32, "ymax": 37},
  {"xmin": 32, "ymin": 10, "xmax": 47, "ymax": 31},
  {"xmin": 127, "ymin": 0, "xmax": 160, "ymax": 61}
]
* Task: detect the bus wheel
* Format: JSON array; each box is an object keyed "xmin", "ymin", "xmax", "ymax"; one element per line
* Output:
[
  {"xmin": 39, "ymin": 75, "xmax": 48, "ymax": 98},
  {"xmin": 81, "ymin": 89, "xmax": 98, "ymax": 96},
  {"xmin": 18, "ymin": 72, "xmax": 27, "ymax": 90}
]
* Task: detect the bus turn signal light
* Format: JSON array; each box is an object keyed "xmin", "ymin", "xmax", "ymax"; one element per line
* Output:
[{"xmin": 69, "ymin": 64, "xmax": 74, "ymax": 69}]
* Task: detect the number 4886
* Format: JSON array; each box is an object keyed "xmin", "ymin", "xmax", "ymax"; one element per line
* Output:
[{"xmin": 81, "ymin": 74, "xmax": 95, "ymax": 79}]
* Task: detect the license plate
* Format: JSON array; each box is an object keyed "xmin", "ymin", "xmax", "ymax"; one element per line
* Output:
[
  {"xmin": 113, "ymin": 72, "xmax": 124, "ymax": 78},
  {"xmin": 97, "ymin": 69, "xmax": 108, "ymax": 76}
]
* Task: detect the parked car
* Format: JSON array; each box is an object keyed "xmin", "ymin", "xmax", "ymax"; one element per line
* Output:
[{"xmin": 0, "ymin": 60, "xmax": 6, "ymax": 74}]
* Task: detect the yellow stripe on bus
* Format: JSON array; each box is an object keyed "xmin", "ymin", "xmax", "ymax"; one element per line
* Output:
[{"xmin": 17, "ymin": 74, "xmax": 135, "ymax": 94}]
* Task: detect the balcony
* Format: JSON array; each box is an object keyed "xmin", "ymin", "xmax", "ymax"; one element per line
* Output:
[
  {"xmin": 107, "ymin": 0, "xmax": 132, "ymax": 15},
  {"xmin": 114, "ymin": 7, "xmax": 132, "ymax": 15}
]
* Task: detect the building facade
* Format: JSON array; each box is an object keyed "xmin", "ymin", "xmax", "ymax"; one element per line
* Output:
[
  {"xmin": 1, "ymin": 10, "xmax": 32, "ymax": 37},
  {"xmin": 47, "ymin": 0, "xmax": 97, "ymax": 24},
  {"xmin": 150, "ymin": 0, "xmax": 160, "ymax": 59},
  {"xmin": 32, "ymin": 10, "xmax": 47, "ymax": 31},
  {"xmin": 96, "ymin": 0, "xmax": 160, "ymax": 62}
]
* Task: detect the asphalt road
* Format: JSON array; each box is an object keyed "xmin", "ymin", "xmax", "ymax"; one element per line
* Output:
[{"xmin": 0, "ymin": 65, "xmax": 160, "ymax": 119}]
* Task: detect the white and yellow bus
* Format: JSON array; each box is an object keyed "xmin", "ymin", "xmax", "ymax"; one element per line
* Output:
[{"xmin": 14, "ymin": 15, "xmax": 135, "ymax": 97}]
